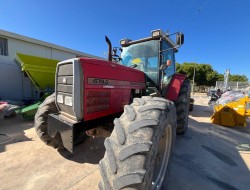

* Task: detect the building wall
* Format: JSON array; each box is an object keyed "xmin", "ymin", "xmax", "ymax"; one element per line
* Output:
[
  {"xmin": 0, "ymin": 34, "xmax": 86, "ymax": 100},
  {"xmin": 7, "ymin": 37, "xmax": 76, "ymax": 60},
  {"xmin": 0, "ymin": 57, "xmax": 28, "ymax": 100},
  {"xmin": 51, "ymin": 48, "xmax": 76, "ymax": 60}
]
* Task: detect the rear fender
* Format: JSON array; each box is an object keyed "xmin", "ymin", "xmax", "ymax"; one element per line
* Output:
[{"xmin": 165, "ymin": 74, "xmax": 186, "ymax": 101}]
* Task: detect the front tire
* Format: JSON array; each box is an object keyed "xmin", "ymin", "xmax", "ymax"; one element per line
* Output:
[
  {"xmin": 98, "ymin": 96, "xmax": 176, "ymax": 190},
  {"xmin": 34, "ymin": 93, "xmax": 63, "ymax": 149}
]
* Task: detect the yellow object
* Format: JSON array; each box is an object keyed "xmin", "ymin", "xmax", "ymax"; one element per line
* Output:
[
  {"xmin": 220, "ymin": 106, "xmax": 236, "ymax": 126},
  {"xmin": 245, "ymin": 97, "xmax": 250, "ymax": 116},
  {"xmin": 16, "ymin": 53, "xmax": 59, "ymax": 91},
  {"xmin": 211, "ymin": 96, "xmax": 250, "ymax": 127},
  {"xmin": 132, "ymin": 58, "xmax": 142, "ymax": 64}
]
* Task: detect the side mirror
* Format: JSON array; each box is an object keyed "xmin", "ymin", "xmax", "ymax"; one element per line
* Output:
[
  {"xmin": 166, "ymin": 60, "xmax": 172, "ymax": 66},
  {"xmin": 160, "ymin": 60, "xmax": 172, "ymax": 70},
  {"xmin": 176, "ymin": 33, "xmax": 184, "ymax": 46}
]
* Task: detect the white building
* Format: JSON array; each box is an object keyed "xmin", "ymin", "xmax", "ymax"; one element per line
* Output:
[{"xmin": 0, "ymin": 29, "xmax": 98, "ymax": 100}]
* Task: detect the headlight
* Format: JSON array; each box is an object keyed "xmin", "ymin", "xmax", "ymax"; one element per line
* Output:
[
  {"xmin": 151, "ymin": 29, "xmax": 164, "ymax": 37},
  {"xmin": 57, "ymin": 94, "xmax": 63, "ymax": 104},
  {"xmin": 65, "ymin": 96, "xmax": 73, "ymax": 107},
  {"xmin": 120, "ymin": 38, "xmax": 132, "ymax": 46}
]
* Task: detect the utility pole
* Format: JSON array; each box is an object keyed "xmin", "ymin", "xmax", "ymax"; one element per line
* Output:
[
  {"xmin": 192, "ymin": 63, "xmax": 196, "ymax": 94},
  {"xmin": 223, "ymin": 69, "xmax": 230, "ymax": 91}
]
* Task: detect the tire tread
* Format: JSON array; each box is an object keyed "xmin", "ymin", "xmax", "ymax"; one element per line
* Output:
[{"xmin": 99, "ymin": 97, "xmax": 176, "ymax": 190}]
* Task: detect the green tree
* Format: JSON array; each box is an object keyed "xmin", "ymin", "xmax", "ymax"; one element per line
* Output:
[
  {"xmin": 176, "ymin": 62, "xmax": 195, "ymax": 79},
  {"xmin": 206, "ymin": 71, "xmax": 219, "ymax": 86},
  {"xmin": 216, "ymin": 74, "xmax": 224, "ymax": 81},
  {"xmin": 229, "ymin": 74, "xmax": 248, "ymax": 82},
  {"xmin": 176, "ymin": 62, "xmax": 219, "ymax": 86},
  {"xmin": 176, "ymin": 62, "xmax": 249, "ymax": 86}
]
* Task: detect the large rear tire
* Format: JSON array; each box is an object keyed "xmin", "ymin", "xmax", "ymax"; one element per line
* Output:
[
  {"xmin": 176, "ymin": 80, "xmax": 190, "ymax": 134},
  {"xmin": 98, "ymin": 96, "xmax": 176, "ymax": 190},
  {"xmin": 34, "ymin": 93, "xmax": 63, "ymax": 148}
]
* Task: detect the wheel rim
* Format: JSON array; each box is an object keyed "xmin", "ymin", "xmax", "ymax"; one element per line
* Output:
[{"xmin": 152, "ymin": 124, "xmax": 172, "ymax": 189}]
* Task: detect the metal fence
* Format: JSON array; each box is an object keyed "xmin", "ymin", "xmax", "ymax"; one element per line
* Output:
[{"xmin": 216, "ymin": 81, "xmax": 250, "ymax": 91}]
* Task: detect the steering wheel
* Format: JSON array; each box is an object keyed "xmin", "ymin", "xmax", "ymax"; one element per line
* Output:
[{"xmin": 131, "ymin": 62, "xmax": 145, "ymax": 71}]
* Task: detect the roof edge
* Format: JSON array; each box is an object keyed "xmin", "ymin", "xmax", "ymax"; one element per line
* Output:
[{"xmin": 0, "ymin": 29, "xmax": 101, "ymax": 59}]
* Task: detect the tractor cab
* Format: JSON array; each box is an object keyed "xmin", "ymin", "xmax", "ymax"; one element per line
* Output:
[{"xmin": 119, "ymin": 29, "xmax": 184, "ymax": 93}]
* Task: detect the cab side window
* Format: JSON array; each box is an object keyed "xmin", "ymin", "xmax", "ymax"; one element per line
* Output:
[{"xmin": 161, "ymin": 41, "xmax": 175, "ymax": 77}]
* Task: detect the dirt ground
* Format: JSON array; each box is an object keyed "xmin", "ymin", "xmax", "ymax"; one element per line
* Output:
[{"xmin": 0, "ymin": 94, "xmax": 249, "ymax": 190}]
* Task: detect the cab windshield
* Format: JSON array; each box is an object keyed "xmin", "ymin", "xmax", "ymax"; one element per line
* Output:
[{"xmin": 120, "ymin": 40, "xmax": 159, "ymax": 84}]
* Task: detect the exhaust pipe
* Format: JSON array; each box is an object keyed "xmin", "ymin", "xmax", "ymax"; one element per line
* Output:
[{"xmin": 105, "ymin": 36, "xmax": 112, "ymax": 62}]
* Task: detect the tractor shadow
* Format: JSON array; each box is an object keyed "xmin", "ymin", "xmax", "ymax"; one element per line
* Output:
[
  {"xmin": 189, "ymin": 104, "xmax": 214, "ymax": 118},
  {"xmin": 58, "ymin": 136, "xmax": 105, "ymax": 164}
]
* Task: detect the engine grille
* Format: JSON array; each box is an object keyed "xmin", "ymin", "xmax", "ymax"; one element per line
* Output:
[
  {"xmin": 57, "ymin": 63, "xmax": 73, "ymax": 94},
  {"xmin": 56, "ymin": 62, "xmax": 75, "ymax": 116}
]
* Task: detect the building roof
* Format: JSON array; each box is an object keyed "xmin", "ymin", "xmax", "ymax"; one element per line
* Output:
[{"xmin": 0, "ymin": 29, "xmax": 100, "ymax": 59}]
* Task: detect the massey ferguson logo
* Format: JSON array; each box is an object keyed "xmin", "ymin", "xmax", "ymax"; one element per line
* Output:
[
  {"xmin": 89, "ymin": 78, "xmax": 109, "ymax": 85},
  {"xmin": 88, "ymin": 77, "xmax": 145, "ymax": 87}
]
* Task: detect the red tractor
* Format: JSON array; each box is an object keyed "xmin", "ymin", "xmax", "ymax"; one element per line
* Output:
[{"xmin": 35, "ymin": 29, "xmax": 190, "ymax": 190}]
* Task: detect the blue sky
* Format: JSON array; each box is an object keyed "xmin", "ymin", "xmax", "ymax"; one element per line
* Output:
[{"xmin": 1, "ymin": 0, "xmax": 250, "ymax": 80}]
